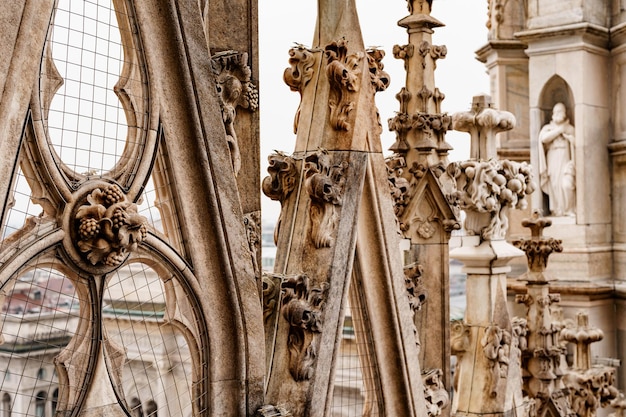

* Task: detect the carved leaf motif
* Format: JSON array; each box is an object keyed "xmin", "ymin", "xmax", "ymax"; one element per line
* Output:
[
  {"xmin": 422, "ymin": 368, "xmax": 450, "ymax": 417},
  {"xmin": 211, "ymin": 51, "xmax": 258, "ymax": 176},
  {"xmin": 481, "ymin": 324, "xmax": 511, "ymax": 397},
  {"xmin": 262, "ymin": 153, "xmax": 299, "ymax": 244},
  {"xmin": 284, "ymin": 45, "xmax": 317, "ymax": 133},
  {"xmin": 448, "ymin": 159, "xmax": 535, "ymax": 240},
  {"xmin": 366, "ymin": 48, "xmax": 390, "ymax": 92},
  {"xmin": 281, "ymin": 275, "xmax": 327, "ymax": 381},
  {"xmin": 325, "ymin": 40, "xmax": 362, "ymax": 131},
  {"xmin": 305, "ymin": 152, "xmax": 348, "ymax": 248}
]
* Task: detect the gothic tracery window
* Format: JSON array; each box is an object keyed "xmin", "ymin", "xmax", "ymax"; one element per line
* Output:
[{"xmin": 0, "ymin": 1, "xmax": 206, "ymax": 416}]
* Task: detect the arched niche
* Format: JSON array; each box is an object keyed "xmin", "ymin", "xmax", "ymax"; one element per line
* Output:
[
  {"xmin": 536, "ymin": 75, "xmax": 576, "ymax": 217},
  {"xmin": 538, "ymin": 75, "xmax": 575, "ymax": 127}
]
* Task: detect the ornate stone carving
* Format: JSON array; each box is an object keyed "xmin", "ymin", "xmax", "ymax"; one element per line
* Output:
[
  {"xmin": 256, "ymin": 404, "xmax": 292, "ymax": 417},
  {"xmin": 422, "ymin": 368, "xmax": 450, "ymax": 417},
  {"xmin": 481, "ymin": 324, "xmax": 511, "ymax": 397},
  {"xmin": 281, "ymin": 274, "xmax": 328, "ymax": 381},
  {"xmin": 324, "ymin": 40, "xmax": 363, "ymax": 131},
  {"xmin": 452, "ymin": 95, "xmax": 516, "ymax": 160},
  {"xmin": 429, "ymin": 44, "xmax": 447, "ymax": 68},
  {"xmin": 211, "ymin": 51, "xmax": 259, "ymax": 176},
  {"xmin": 284, "ymin": 44, "xmax": 317, "ymax": 93},
  {"xmin": 244, "ymin": 211, "xmax": 261, "ymax": 278},
  {"xmin": 262, "ymin": 153, "xmax": 299, "ymax": 243},
  {"xmin": 451, "ymin": 320, "xmax": 470, "ymax": 392},
  {"xmin": 75, "ymin": 184, "xmax": 147, "ymax": 267},
  {"xmin": 388, "ymin": 88, "xmax": 412, "ymax": 153},
  {"xmin": 262, "ymin": 273, "xmax": 283, "ymax": 325},
  {"xmin": 559, "ymin": 312, "xmax": 618, "ymax": 417},
  {"xmin": 416, "ymin": 41, "xmax": 447, "ymax": 70},
  {"xmin": 564, "ymin": 368, "xmax": 619, "ymax": 417},
  {"xmin": 513, "ymin": 212, "xmax": 564, "ymax": 275},
  {"xmin": 404, "ymin": 262, "xmax": 427, "ymax": 313},
  {"xmin": 386, "ymin": 154, "xmax": 412, "ymax": 219},
  {"xmin": 304, "ymin": 151, "xmax": 348, "ymax": 248},
  {"xmin": 284, "ymin": 44, "xmax": 317, "ymax": 133},
  {"xmin": 393, "ymin": 44, "xmax": 414, "ymax": 70},
  {"xmin": 366, "ymin": 48, "xmax": 390, "ymax": 92},
  {"xmin": 445, "ymin": 159, "xmax": 534, "ymax": 240}
]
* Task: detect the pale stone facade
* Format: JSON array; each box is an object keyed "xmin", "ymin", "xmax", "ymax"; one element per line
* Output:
[{"xmin": 482, "ymin": 0, "xmax": 626, "ymax": 395}]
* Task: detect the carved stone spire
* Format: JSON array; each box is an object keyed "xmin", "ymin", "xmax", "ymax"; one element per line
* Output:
[
  {"xmin": 513, "ymin": 212, "xmax": 569, "ymax": 410},
  {"xmin": 388, "ymin": 0, "xmax": 451, "ymax": 166},
  {"xmin": 263, "ymin": 1, "xmax": 428, "ymax": 416}
]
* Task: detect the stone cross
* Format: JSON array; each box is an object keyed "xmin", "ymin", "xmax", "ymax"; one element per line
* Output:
[
  {"xmin": 561, "ymin": 312, "xmax": 604, "ymax": 370},
  {"xmin": 452, "ymin": 95, "xmax": 516, "ymax": 160}
]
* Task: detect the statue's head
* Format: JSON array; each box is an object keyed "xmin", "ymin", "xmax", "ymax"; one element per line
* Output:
[{"xmin": 552, "ymin": 102, "xmax": 567, "ymax": 124}]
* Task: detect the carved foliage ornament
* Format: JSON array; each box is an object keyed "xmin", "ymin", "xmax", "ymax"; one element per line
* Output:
[
  {"xmin": 284, "ymin": 44, "xmax": 318, "ymax": 133},
  {"xmin": 262, "ymin": 153, "xmax": 299, "ymax": 244},
  {"xmin": 325, "ymin": 40, "xmax": 363, "ymax": 131},
  {"xmin": 281, "ymin": 274, "xmax": 328, "ymax": 381},
  {"xmin": 388, "ymin": 112, "xmax": 453, "ymax": 153},
  {"xmin": 75, "ymin": 184, "xmax": 147, "ymax": 267},
  {"xmin": 393, "ymin": 44, "xmax": 414, "ymax": 71},
  {"xmin": 422, "ymin": 368, "xmax": 450, "ymax": 417},
  {"xmin": 305, "ymin": 151, "xmax": 348, "ymax": 248},
  {"xmin": 481, "ymin": 324, "xmax": 511, "ymax": 397},
  {"xmin": 366, "ymin": 48, "xmax": 390, "ymax": 92},
  {"xmin": 445, "ymin": 159, "xmax": 534, "ymax": 240},
  {"xmin": 211, "ymin": 51, "xmax": 259, "ymax": 176}
]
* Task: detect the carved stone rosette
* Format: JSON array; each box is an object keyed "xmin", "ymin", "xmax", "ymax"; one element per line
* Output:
[
  {"xmin": 74, "ymin": 184, "xmax": 147, "ymax": 268},
  {"xmin": 445, "ymin": 159, "xmax": 535, "ymax": 240},
  {"xmin": 281, "ymin": 275, "xmax": 328, "ymax": 381},
  {"xmin": 304, "ymin": 151, "xmax": 348, "ymax": 248},
  {"xmin": 324, "ymin": 40, "xmax": 363, "ymax": 131}
]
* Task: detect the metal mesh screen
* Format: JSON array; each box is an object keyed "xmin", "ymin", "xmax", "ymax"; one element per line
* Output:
[
  {"xmin": 103, "ymin": 262, "xmax": 193, "ymax": 417},
  {"xmin": 43, "ymin": 0, "xmax": 141, "ymax": 176},
  {"xmin": 0, "ymin": 266, "xmax": 81, "ymax": 417}
]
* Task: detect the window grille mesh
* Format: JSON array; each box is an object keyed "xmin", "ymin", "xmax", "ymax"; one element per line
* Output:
[{"xmin": 0, "ymin": 266, "xmax": 81, "ymax": 417}]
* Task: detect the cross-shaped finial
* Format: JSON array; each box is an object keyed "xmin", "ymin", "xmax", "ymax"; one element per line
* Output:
[
  {"xmin": 451, "ymin": 94, "xmax": 516, "ymax": 160},
  {"xmin": 521, "ymin": 209, "xmax": 552, "ymax": 239}
]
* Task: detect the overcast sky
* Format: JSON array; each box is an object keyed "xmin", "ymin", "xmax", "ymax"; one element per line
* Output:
[{"xmin": 257, "ymin": 0, "xmax": 491, "ymax": 224}]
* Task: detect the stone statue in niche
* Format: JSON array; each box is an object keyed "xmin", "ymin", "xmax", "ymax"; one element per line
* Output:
[{"xmin": 538, "ymin": 103, "xmax": 576, "ymax": 217}]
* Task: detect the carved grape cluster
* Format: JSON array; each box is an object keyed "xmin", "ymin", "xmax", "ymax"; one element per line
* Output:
[
  {"xmin": 75, "ymin": 184, "xmax": 148, "ymax": 268},
  {"xmin": 79, "ymin": 217, "xmax": 101, "ymax": 240}
]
